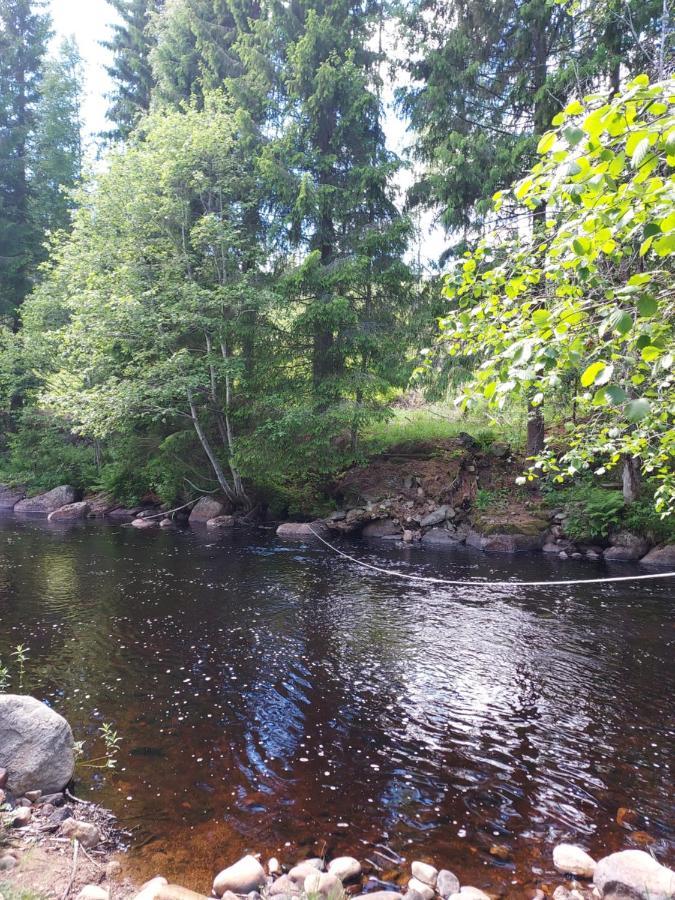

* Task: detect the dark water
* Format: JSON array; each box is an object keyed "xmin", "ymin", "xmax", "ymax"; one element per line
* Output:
[{"xmin": 0, "ymin": 517, "xmax": 673, "ymax": 896}]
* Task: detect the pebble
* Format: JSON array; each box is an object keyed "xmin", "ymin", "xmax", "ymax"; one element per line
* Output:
[
  {"xmin": 76, "ymin": 887, "xmax": 109, "ymax": 900},
  {"xmin": 269, "ymin": 876, "xmax": 300, "ymax": 897},
  {"xmin": 12, "ymin": 807, "xmax": 32, "ymax": 827},
  {"xmin": 553, "ymin": 844, "xmax": 596, "ymax": 878},
  {"xmin": 437, "ymin": 871, "xmax": 461, "ymax": 898},
  {"xmin": 353, "ymin": 894, "xmax": 403, "ymax": 900},
  {"xmin": 106, "ymin": 860, "xmax": 123, "ymax": 879},
  {"xmin": 60, "ymin": 818, "xmax": 101, "ymax": 848},
  {"xmin": 268, "ymin": 858, "xmax": 281, "ymax": 876},
  {"xmin": 15, "ymin": 797, "xmax": 32, "ymax": 808},
  {"xmin": 304, "ymin": 872, "xmax": 341, "ymax": 897},
  {"xmin": 133, "ymin": 877, "xmax": 169, "ymax": 900},
  {"xmin": 213, "ymin": 856, "xmax": 266, "ymax": 898},
  {"xmin": 447, "ymin": 890, "xmax": 491, "ymax": 900},
  {"xmin": 327, "ymin": 857, "xmax": 362, "ymax": 882},
  {"xmin": 408, "ymin": 877, "xmax": 435, "ymax": 900},
  {"xmin": 0, "ymin": 856, "xmax": 18, "ymax": 872},
  {"xmin": 24, "ymin": 790, "xmax": 42, "ymax": 803},
  {"xmin": 411, "ymin": 862, "xmax": 438, "ymax": 887},
  {"xmin": 489, "ymin": 844, "xmax": 510, "ymax": 861}
]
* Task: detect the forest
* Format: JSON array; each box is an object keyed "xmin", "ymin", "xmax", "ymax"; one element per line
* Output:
[{"xmin": 0, "ymin": 0, "xmax": 674, "ymax": 522}]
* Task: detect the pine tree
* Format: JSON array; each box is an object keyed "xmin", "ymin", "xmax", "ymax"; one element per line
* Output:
[
  {"xmin": 0, "ymin": 0, "xmax": 51, "ymax": 319},
  {"xmin": 102, "ymin": 0, "xmax": 163, "ymax": 139},
  {"xmin": 31, "ymin": 37, "xmax": 83, "ymax": 240}
]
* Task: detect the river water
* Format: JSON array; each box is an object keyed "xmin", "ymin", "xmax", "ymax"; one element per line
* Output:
[{"xmin": 0, "ymin": 517, "xmax": 673, "ymax": 896}]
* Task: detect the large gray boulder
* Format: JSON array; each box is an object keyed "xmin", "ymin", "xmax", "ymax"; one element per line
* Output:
[
  {"xmin": 14, "ymin": 486, "xmax": 78, "ymax": 516},
  {"xmin": 593, "ymin": 851, "xmax": 675, "ymax": 900},
  {"xmin": 48, "ymin": 502, "xmax": 91, "ymax": 522},
  {"xmin": 604, "ymin": 531, "xmax": 650, "ymax": 562},
  {"xmin": 640, "ymin": 544, "xmax": 675, "ymax": 567},
  {"xmin": 362, "ymin": 518, "xmax": 401, "ymax": 539},
  {"xmin": 189, "ymin": 497, "xmax": 228, "ymax": 525},
  {"xmin": 276, "ymin": 521, "xmax": 328, "ymax": 539},
  {"xmin": 0, "ymin": 694, "xmax": 75, "ymax": 794},
  {"xmin": 0, "ymin": 485, "xmax": 25, "ymax": 511},
  {"xmin": 466, "ymin": 530, "xmax": 543, "ymax": 553}
]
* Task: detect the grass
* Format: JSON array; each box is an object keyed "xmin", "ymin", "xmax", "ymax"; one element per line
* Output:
[
  {"xmin": 361, "ymin": 401, "xmax": 526, "ymax": 457},
  {"xmin": 0, "ymin": 885, "xmax": 46, "ymax": 900}
]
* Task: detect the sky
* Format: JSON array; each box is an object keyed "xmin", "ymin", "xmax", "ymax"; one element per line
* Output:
[{"xmin": 47, "ymin": 0, "xmax": 445, "ymax": 263}]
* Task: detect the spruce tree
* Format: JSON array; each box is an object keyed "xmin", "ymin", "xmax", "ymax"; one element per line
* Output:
[
  {"xmin": 102, "ymin": 0, "xmax": 163, "ymax": 139},
  {"xmin": 0, "ymin": 0, "xmax": 50, "ymax": 319}
]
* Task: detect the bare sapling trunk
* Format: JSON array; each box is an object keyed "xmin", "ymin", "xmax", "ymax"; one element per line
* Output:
[
  {"xmin": 526, "ymin": 401, "xmax": 545, "ymax": 457},
  {"xmin": 187, "ymin": 387, "xmax": 238, "ymax": 506},
  {"xmin": 622, "ymin": 455, "xmax": 642, "ymax": 504}
]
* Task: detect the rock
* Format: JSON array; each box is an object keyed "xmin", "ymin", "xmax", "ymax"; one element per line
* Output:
[
  {"xmin": 0, "ymin": 767, "xmax": 7, "ymax": 788},
  {"xmin": 0, "ymin": 789, "xmax": 4, "ymax": 805},
  {"xmin": 206, "ymin": 515, "xmax": 235, "ymax": 528},
  {"xmin": 304, "ymin": 872, "xmax": 342, "ymax": 896},
  {"xmin": 616, "ymin": 807, "xmax": 640, "ymax": 828},
  {"xmin": 48, "ymin": 502, "xmax": 91, "ymax": 522},
  {"xmin": 39, "ymin": 803, "xmax": 55, "ymax": 817},
  {"xmin": 408, "ymin": 878, "xmax": 434, "ymax": 900},
  {"xmin": 189, "ymin": 497, "xmax": 228, "ymax": 525},
  {"xmin": 404, "ymin": 891, "xmax": 426, "ymax": 900},
  {"xmin": 489, "ymin": 442, "xmax": 511, "ymax": 458},
  {"xmin": 543, "ymin": 542, "xmax": 560, "ymax": 553},
  {"xmin": 604, "ymin": 531, "xmax": 650, "ymax": 561},
  {"xmin": 15, "ymin": 797, "xmax": 32, "ymax": 807},
  {"xmin": 402, "ymin": 529, "xmax": 415, "ymax": 542},
  {"xmin": 601, "ymin": 883, "xmax": 647, "ymax": 900},
  {"xmin": 159, "ymin": 518, "xmax": 173, "ymax": 527},
  {"xmin": 269, "ymin": 876, "xmax": 301, "ymax": 897},
  {"xmin": 134, "ymin": 877, "xmax": 169, "ymax": 900},
  {"xmin": 105, "ymin": 860, "xmax": 123, "ymax": 879},
  {"xmin": 48, "ymin": 805, "xmax": 74, "ymax": 824},
  {"xmin": 457, "ymin": 432, "xmax": 481, "ymax": 452},
  {"xmin": 447, "ymin": 890, "xmax": 491, "ymax": 900},
  {"xmin": 107, "ymin": 507, "xmax": 140, "ymax": 520},
  {"xmin": 12, "ymin": 807, "xmax": 32, "ymax": 827},
  {"xmin": 0, "ymin": 694, "xmax": 75, "ymax": 794},
  {"xmin": 156, "ymin": 887, "xmax": 211, "ymax": 900},
  {"xmin": 268, "ymin": 858, "xmax": 282, "ymax": 876},
  {"xmin": 276, "ymin": 521, "xmax": 328, "ymax": 540},
  {"xmin": 421, "ymin": 528, "xmax": 463, "ymax": 547},
  {"xmin": 420, "ymin": 507, "xmax": 451, "ymax": 528},
  {"xmin": 353, "ymin": 894, "xmax": 403, "ymax": 900},
  {"xmin": 24, "ymin": 789, "xmax": 42, "ymax": 802},
  {"xmin": 14, "ymin": 486, "xmax": 79, "ymax": 515},
  {"xmin": 0, "ymin": 485, "xmax": 25, "ymax": 510},
  {"xmin": 213, "ymin": 855, "xmax": 266, "ymax": 897},
  {"xmin": 76, "ymin": 887, "xmax": 109, "ymax": 900},
  {"xmin": 489, "ymin": 844, "xmax": 510, "ymax": 861},
  {"xmin": 593, "ymin": 850, "xmax": 675, "ymax": 900},
  {"xmin": 553, "ymin": 844, "xmax": 596, "ymax": 878},
  {"xmin": 362, "ymin": 519, "xmax": 401, "ymax": 539},
  {"xmin": 437, "ymin": 871, "xmax": 461, "ymax": 898},
  {"xmin": 288, "ymin": 862, "xmax": 324, "ymax": 885},
  {"xmin": 327, "ymin": 857, "xmax": 362, "ymax": 882},
  {"xmin": 640, "ymin": 544, "xmax": 675, "ymax": 567},
  {"xmin": 466, "ymin": 531, "xmax": 543, "ymax": 553},
  {"xmin": 132, "ymin": 517, "xmax": 156, "ymax": 528},
  {"xmin": 552, "ymin": 889, "xmax": 572, "ymax": 900},
  {"xmin": 60, "ymin": 818, "xmax": 101, "ymax": 848},
  {"xmin": 0, "ymin": 856, "xmax": 18, "ymax": 871},
  {"xmin": 411, "ymin": 862, "xmax": 438, "ymax": 888}
]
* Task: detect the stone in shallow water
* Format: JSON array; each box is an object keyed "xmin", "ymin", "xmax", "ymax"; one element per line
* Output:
[
  {"xmin": 269, "ymin": 876, "xmax": 301, "ymax": 897},
  {"xmin": 133, "ymin": 877, "xmax": 168, "ymax": 900},
  {"xmin": 408, "ymin": 878, "xmax": 434, "ymax": 900},
  {"xmin": 553, "ymin": 844, "xmax": 596, "ymax": 878},
  {"xmin": 213, "ymin": 856, "xmax": 266, "ymax": 897},
  {"xmin": 353, "ymin": 893, "xmax": 403, "ymax": 900},
  {"xmin": 593, "ymin": 850, "xmax": 675, "ymax": 900},
  {"xmin": 411, "ymin": 864, "xmax": 438, "ymax": 889},
  {"xmin": 157, "ymin": 886, "xmax": 211, "ymax": 900},
  {"xmin": 48, "ymin": 502, "xmax": 90, "ymax": 522},
  {"xmin": 437, "ymin": 870, "xmax": 460, "ymax": 898},
  {"xmin": 447, "ymin": 889, "xmax": 491, "ymax": 900},
  {"xmin": 14, "ymin": 485, "xmax": 78, "ymax": 515},
  {"xmin": 327, "ymin": 857, "xmax": 362, "ymax": 882},
  {"xmin": 304, "ymin": 872, "xmax": 342, "ymax": 897}
]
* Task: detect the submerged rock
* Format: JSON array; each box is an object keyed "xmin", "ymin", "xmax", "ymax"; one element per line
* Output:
[
  {"xmin": 362, "ymin": 519, "xmax": 401, "ymax": 539},
  {"xmin": 553, "ymin": 844, "xmax": 596, "ymax": 878},
  {"xmin": 421, "ymin": 528, "xmax": 463, "ymax": 547},
  {"xmin": 14, "ymin": 485, "xmax": 79, "ymax": 515},
  {"xmin": 0, "ymin": 694, "xmax": 75, "ymax": 794},
  {"xmin": 276, "ymin": 521, "xmax": 328, "ymax": 539},
  {"xmin": 213, "ymin": 855, "xmax": 266, "ymax": 897},
  {"xmin": 593, "ymin": 850, "xmax": 675, "ymax": 900}
]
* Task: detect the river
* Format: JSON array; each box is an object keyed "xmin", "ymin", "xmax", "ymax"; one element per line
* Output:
[{"xmin": 0, "ymin": 517, "xmax": 673, "ymax": 896}]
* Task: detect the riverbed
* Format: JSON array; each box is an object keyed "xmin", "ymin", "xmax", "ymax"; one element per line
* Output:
[{"xmin": 0, "ymin": 517, "xmax": 673, "ymax": 896}]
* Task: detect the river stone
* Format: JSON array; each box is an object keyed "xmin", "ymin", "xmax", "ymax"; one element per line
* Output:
[
  {"xmin": 268, "ymin": 858, "xmax": 282, "ymax": 876},
  {"xmin": 0, "ymin": 694, "xmax": 75, "ymax": 794},
  {"xmin": 213, "ymin": 855, "xmax": 266, "ymax": 897},
  {"xmin": 353, "ymin": 894, "xmax": 404, "ymax": 900},
  {"xmin": 437, "ymin": 872, "xmax": 461, "ymax": 898},
  {"xmin": 362, "ymin": 519, "xmax": 401, "ymax": 539},
  {"xmin": 466, "ymin": 531, "xmax": 543, "ymax": 553},
  {"xmin": 288, "ymin": 861, "xmax": 324, "ymax": 884},
  {"xmin": 189, "ymin": 497, "xmax": 228, "ymax": 524},
  {"xmin": 48, "ymin": 502, "xmax": 91, "ymax": 522},
  {"xmin": 12, "ymin": 807, "xmax": 32, "ymax": 827},
  {"xmin": 601, "ymin": 883, "xmax": 647, "ymax": 900},
  {"xmin": 60, "ymin": 818, "xmax": 101, "ymax": 848},
  {"xmin": 206, "ymin": 515, "xmax": 235, "ymax": 528},
  {"xmin": 411, "ymin": 862, "xmax": 438, "ymax": 888},
  {"xmin": 132, "ymin": 518, "xmax": 156, "ymax": 529},
  {"xmin": 269, "ymin": 876, "xmax": 301, "ymax": 897},
  {"xmin": 14, "ymin": 485, "xmax": 78, "ymax": 516},
  {"xmin": 420, "ymin": 506, "xmax": 451, "ymax": 528},
  {"xmin": 447, "ymin": 890, "xmax": 491, "ymax": 900},
  {"xmin": 157, "ymin": 886, "xmax": 211, "ymax": 900},
  {"xmin": 304, "ymin": 872, "xmax": 342, "ymax": 897},
  {"xmin": 408, "ymin": 878, "xmax": 434, "ymax": 900},
  {"xmin": 593, "ymin": 850, "xmax": 675, "ymax": 900},
  {"xmin": 76, "ymin": 887, "xmax": 109, "ymax": 900},
  {"xmin": 604, "ymin": 531, "xmax": 650, "ymax": 561},
  {"xmin": 0, "ymin": 485, "xmax": 25, "ymax": 510},
  {"xmin": 553, "ymin": 844, "xmax": 596, "ymax": 878},
  {"xmin": 0, "ymin": 855, "xmax": 18, "ymax": 871},
  {"xmin": 327, "ymin": 857, "xmax": 362, "ymax": 882},
  {"xmin": 421, "ymin": 528, "xmax": 463, "ymax": 547},
  {"xmin": 276, "ymin": 521, "xmax": 328, "ymax": 540},
  {"xmin": 640, "ymin": 544, "xmax": 675, "ymax": 567},
  {"xmin": 134, "ymin": 877, "xmax": 169, "ymax": 900}
]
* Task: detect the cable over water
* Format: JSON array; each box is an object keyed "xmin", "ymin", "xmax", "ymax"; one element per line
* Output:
[{"xmin": 307, "ymin": 526, "xmax": 675, "ymax": 587}]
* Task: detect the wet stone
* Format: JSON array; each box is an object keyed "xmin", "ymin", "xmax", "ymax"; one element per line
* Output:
[
  {"xmin": 411, "ymin": 862, "xmax": 438, "ymax": 888},
  {"xmin": 437, "ymin": 871, "xmax": 461, "ymax": 898}
]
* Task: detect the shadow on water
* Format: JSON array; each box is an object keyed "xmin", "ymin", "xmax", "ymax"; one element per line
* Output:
[{"xmin": 0, "ymin": 516, "xmax": 673, "ymax": 895}]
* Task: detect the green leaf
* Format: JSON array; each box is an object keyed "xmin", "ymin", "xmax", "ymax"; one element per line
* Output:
[
  {"xmin": 641, "ymin": 345, "xmax": 661, "ymax": 362},
  {"xmin": 626, "ymin": 398, "xmax": 651, "ymax": 422},
  {"xmin": 630, "ymin": 137, "xmax": 650, "ymax": 168},
  {"xmin": 605, "ymin": 385, "xmax": 628, "ymax": 404},
  {"xmin": 537, "ymin": 131, "xmax": 556, "ymax": 154},
  {"xmin": 580, "ymin": 361, "xmax": 607, "ymax": 387},
  {"xmin": 637, "ymin": 295, "xmax": 658, "ymax": 317},
  {"xmin": 613, "ymin": 311, "xmax": 633, "ymax": 334}
]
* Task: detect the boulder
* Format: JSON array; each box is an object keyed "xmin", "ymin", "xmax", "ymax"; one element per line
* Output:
[
  {"xmin": 420, "ymin": 507, "xmax": 452, "ymax": 528},
  {"xmin": 60, "ymin": 818, "xmax": 101, "ymax": 848},
  {"xmin": 327, "ymin": 857, "xmax": 362, "ymax": 882},
  {"xmin": 640, "ymin": 544, "xmax": 675, "ymax": 567},
  {"xmin": 601, "ymin": 883, "xmax": 647, "ymax": 900},
  {"xmin": 593, "ymin": 850, "xmax": 675, "ymax": 900},
  {"xmin": 189, "ymin": 497, "xmax": 228, "ymax": 525},
  {"xmin": 466, "ymin": 530, "xmax": 543, "ymax": 553},
  {"xmin": 48, "ymin": 502, "xmax": 91, "ymax": 522},
  {"xmin": 553, "ymin": 844, "xmax": 596, "ymax": 878},
  {"xmin": 14, "ymin": 486, "xmax": 79, "ymax": 516},
  {"xmin": 437, "ymin": 871, "xmax": 460, "ymax": 898},
  {"xmin": 206, "ymin": 515, "xmax": 235, "ymax": 529},
  {"xmin": 276, "ymin": 521, "xmax": 328, "ymax": 540},
  {"xmin": 132, "ymin": 518, "xmax": 156, "ymax": 529},
  {"xmin": 362, "ymin": 519, "xmax": 401, "ymax": 539},
  {"xmin": 84, "ymin": 494, "xmax": 116, "ymax": 517},
  {"xmin": 0, "ymin": 694, "xmax": 75, "ymax": 794},
  {"xmin": 213, "ymin": 855, "xmax": 266, "ymax": 897},
  {"xmin": 604, "ymin": 531, "xmax": 650, "ymax": 562},
  {"xmin": 421, "ymin": 528, "xmax": 463, "ymax": 547},
  {"xmin": 0, "ymin": 484, "xmax": 25, "ymax": 510},
  {"xmin": 411, "ymin": 863, "xmax": 438, "ymax": 888}
]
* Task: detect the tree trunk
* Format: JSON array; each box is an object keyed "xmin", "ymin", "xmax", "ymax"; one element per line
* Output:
[
  {"xmin": 622, "ymin": 455, "xmax": 642, "ymax": 504},
  {"xmin": 187, "ymin": 387, "xmax": 238, "ymax": 506},
  {"xmin": 526, "ymin": 402, "xmax": 545, "ymax": 457}
]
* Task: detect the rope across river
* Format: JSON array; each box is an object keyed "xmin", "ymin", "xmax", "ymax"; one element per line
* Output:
[{"xmin": 307, "ymin": 526, "xmax": 675, "ymax": 588}]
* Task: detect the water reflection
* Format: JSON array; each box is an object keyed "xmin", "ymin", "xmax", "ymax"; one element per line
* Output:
[{"xmin": 0, "ymin": 517, "xmax": 673, "ymax": 895}]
